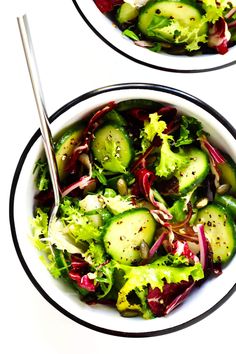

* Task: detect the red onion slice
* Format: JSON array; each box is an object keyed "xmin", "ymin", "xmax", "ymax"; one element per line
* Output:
[
  {"xmin": 195, "ymin": 224, "xmax": 208, "ymax": 271},
  {"xmin": 61, "ymin": 176, "xmax": 96, "ymax": 197},
  {"xmin": 149, "ymin": 230, "xmax": 169, "ymax": 259}
]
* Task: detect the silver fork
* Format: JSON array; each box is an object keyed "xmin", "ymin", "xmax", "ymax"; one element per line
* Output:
[{"xmin": 17, "ymin": 15, "xmax": 61, "ymax": 252}]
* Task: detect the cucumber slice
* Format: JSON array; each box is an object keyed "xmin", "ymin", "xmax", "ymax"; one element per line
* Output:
[
  {"xmin": 116, "ymin": 3, "xmax": 139, "ymax": 24},
  {"xmin": 175, "ymin": 147, "xmax": 209, "ymax": 195},
  {"xmin": 55, "ymin": 126, "xmax": 84, "ymax": 181},
  {"xmin": 138, "ymin": 0, "xmax": 207, "ymax": 43},
  {"xmin": 116, "ymin": 99, "xmax": 163, "ymax": 112},
  {"xmin": 54, "ymin": 249, "xmax": 69, "ymax": 276},
  {"xmin": 103, "ymin": 208, "xmax": 156, "ymax": 265},
  {"xmin": 214, "ymin": 194, "xmax": 236, "ymax": 218},
  {"xmin": 218, "ymin": 156, "xmax": 236, "ymax": 195},
  {"xmin": 196, "ymin": 203, "xmax": 236, "ymax": 263},
  {"xmin": 91, "ymin": 124, "xmax": 134, "ymax": 173}
]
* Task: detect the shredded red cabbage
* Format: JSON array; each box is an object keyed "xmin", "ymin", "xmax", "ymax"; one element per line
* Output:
[
  {"xmin": 171, "ymin": 240, "xmax": 197, "ymax": 262},
  {"xmin": 70, "ymin": 256, "xmax": 88, "ymax": 269},
  {"xmin": 69, "ymin": 256, "xmax": 96, "ymax": 292},
  {"xmin": 201, "ymin": 137, "xmax": 225, "ymax": 164},
  {"xmin": 168, "ymin": 203, "xmax": 198, "ymax": 243},
  {"xmin": 134, "ymin": 168, "xmax": 172, "ymax": 225},
  {"xmin": 158, "ymin": 106, "xmax": 177, "ymax": 122},
  {"xmin": 35, "ymin": 189, "xmax": 54, "ymax": 206},
  {"xmin": 200, "ymin": 136, "xmax": 226, "ymax": 188},
  {"xmin": 94, "ymin": 0, "xmax": 123, "ymax": 13},
  {"xmin": 128, "ymin": 108, "xmax": 150, "ymax": 121},
  {"xmin": 83, "ymin": 101, "xmax": 116, "ymax": 139},
  {"xmin": 147, "ymin": 280, "xmax": 194, "ymax": 317},
  {"xmin": 164, "ymin": 282, "xmax": 195, "ymax": 315},
  {"xmin": 208, "ymin": 17, "xmax": 230, "ymax": 55},
  {"xmin": 136, "ymin": 168, "xmax": 155, "ymax": 198}
]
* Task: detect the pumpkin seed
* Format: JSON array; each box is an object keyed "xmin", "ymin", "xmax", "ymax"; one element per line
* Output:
[
  {"xmin": 140, "ymin": 240, "xmax": 149, "ymax": 260},
  {"xmin": 216, "ymin": 184, "xmax": 231, "ymax": 195},
  {"xmin": 83, "ymin": 180, "xmax": 97, "ymax": 195},
  {"xmin": 120, "ymin": 310, "xmax": 140, "ymax": 317},
  {"xmin": 117, "ymin": 178, "xmax": 128, "ymax": 196},
  {"xmin": 195, "ymin": 197, "xmax": 209, "ymax": 209}
]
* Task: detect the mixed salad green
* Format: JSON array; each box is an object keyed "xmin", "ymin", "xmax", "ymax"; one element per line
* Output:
[
  {"xmin": 31, "ymin": 99, "xmax": 236, "ymax": 319},
  {"xmin": 94, "ymin": 0, "xmax": 236, "ymax": 55}
]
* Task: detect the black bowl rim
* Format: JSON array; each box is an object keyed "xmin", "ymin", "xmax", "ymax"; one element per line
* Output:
[
  {"xmin": 9, "ymin": 83, "xmax": 236, "ymax": 337},
  {"xmin": 71, "ymin": 0, "xmax": 236, "ymax": 73}
]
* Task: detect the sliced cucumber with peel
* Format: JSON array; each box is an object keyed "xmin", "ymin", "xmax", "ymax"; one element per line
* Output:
[
  {"xmin": 116, "ymin": 99, "xmax": 163, "ymax": 112},
  {"xmin": 138, "ymin": 0, "xmax": 207, "ymax": 43},
  {"xmin": 116, "ymin": 3, "xmax": 139, "ymax": 24},
  {"xmin": 55, "ymin": 126, "xmax": 84, "ymax": 181},
  {"xmin": 196, "ymin": 203, "xmax": 236, "ymax": 263},
  {"xmin": 103, "ymin": 208, "xmax": 156, "ymax": 265},
  {"xmin": 175, "ymin": 147, "xmax": 209, "ymax": 195},
  {"xmin": 214, "ymin": 194, "xmax": 236, "ymax": 218},
  {"xmin": 218, "ymin": 156, "xmax": 236, "ymax": 195},
  {"xmin": 91, "ymin": 124, "xmax": 134, "ymax": 173}
]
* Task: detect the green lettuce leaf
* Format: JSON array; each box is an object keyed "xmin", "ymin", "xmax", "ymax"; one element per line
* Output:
[
  {"xmin": 147, "ymin": 15, "xmax": 172, "ymax": 33},
  {"xmin": 32, "ymin": 198, "xmax": 102, "ymax": 256},
  {"xmin": 202, "ymin": 0, "xmax": 236, "ymax": 23},
  {"xmin": 123, "ymin": 29, "xmax": 140, "ymax": 41},
  {"xmin": 140, "ymin": 112, "xmax": 166, "ymax": 151},
  {"xmin": 33, "ymin": 159, "xmax": 50, "ymax": 191},
  {"xmin": 30, "ymin": 209, "xmax": 64, "ymax": 278},
  {"xmin": 173, "ymin": 21, "xmax": 207, "ymax": 51},
  {"xmin": 31, "ymin": 208, "xmax": 81, "ymax": 254},
  {"xmin": 59, "ymin": 197, "xmax": 101, "ymax": 242},
  {"xmin": 98, "ymin": 255, "xmax": 204, "ymax": 318},
  {"xmin": 155, "ymin": 134, "xmax": 189, "ymax": 178},
  {"xmin": 92, "ymin": 163, "xmax": 107, "ymax": 185},
  {"xmin": 147, "ymin": 16, "xmax": 208, "ymax": 51},
  {"xmin": 116, "ymin": 258, "xmax": 203, "ymax": 318},
  {"xmin": 95, "ymin": 263, "xmax": 114, "ymax": 299},
  {"xmin": 30, "ymin": 208, "xmax": 48, "ymax": 242},
  {"xmin": 169, "ymin": 199, "xmax": 187, "ymax": 222},
  {"xmin": 84, "ymin": 241, "xmax": 106, "ymax": 267},
  {"xmin": 48, "ymin": 219, "xmax": 82, "ymax": 254},
  {"xmin": 175, "ymin": 115, "xmax": 203, "ymax": 147}
]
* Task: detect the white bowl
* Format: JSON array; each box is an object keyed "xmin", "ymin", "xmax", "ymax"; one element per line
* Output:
[
  {"xmin": 72, "ymin": 0, "xmax": 236, "ymax": 73},
  {"xmin": 10, "ymin": 83, "xmax": 236, "ymax": 337}
]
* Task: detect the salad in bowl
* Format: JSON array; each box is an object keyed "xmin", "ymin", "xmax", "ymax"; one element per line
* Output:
[
  {"xmin": 73, "ymin": 0, "xmax": 236, "ymax": 71},
  {"xmin": 94, "ymin": 0, "xmax": 236, "ymax": 55},
  {"xmin": 10, "ymin": 84, "xmax": 236, "ymax": 336}
]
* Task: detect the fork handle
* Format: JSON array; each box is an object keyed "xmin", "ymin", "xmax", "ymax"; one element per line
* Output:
[{"xmin": 17, "ymin": 14, "xmax": 60, "ymax": 208}]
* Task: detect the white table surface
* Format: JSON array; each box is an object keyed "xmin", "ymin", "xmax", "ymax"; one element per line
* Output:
[{"xmin": 2, "ymin": 1, "xmax": 236, "ymax": 353}]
